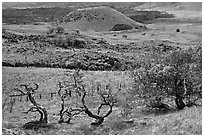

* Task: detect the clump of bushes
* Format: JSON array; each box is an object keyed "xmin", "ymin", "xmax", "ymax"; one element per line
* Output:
[
  {"xmin": 65, "ymin": 53, "xmax": 122, "ymax": 71},
  {"xmin": 47, "ymin": 26, "xmax": 65, "ymax": 35},
  {"xmin": 130, "ymin": 46, "xmax": 202, "ymax": 111},
  {"xmin": 2, "ymin": 7, "xmax": 73, "ymax": 24},
  {"xmin": 2, "ymin": 51, "xmax": 123, "ymax": 71},
  {"xmin": 111, "ymin": 24, "xmax": 132, "ymax": 31},
  {"xmin": 128, "ymin": 10, "xmax": 174, "ymax": 23},
  {"xmin": 49, "ymin": 36, "xmax": 86, "ymax": 49}
]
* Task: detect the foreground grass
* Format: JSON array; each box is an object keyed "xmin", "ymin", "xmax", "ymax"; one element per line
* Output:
[
  {"xmin": 124, "ymin": 106, "xmax": 202, "ymax": 135},
  {"xmin": 2, "ymin": 67, "xmax": 202, "ymax": 135},
  {"xmin": 3, "ymin": 105, "xmax": 202, "ymax": 135}
]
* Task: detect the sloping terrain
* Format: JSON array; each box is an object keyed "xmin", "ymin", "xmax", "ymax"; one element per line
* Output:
[
  {"xmin": 60, "ymin": 6, "xmax": 146, "ymax": 31},
  {"xmin": 123, "ymin": 106, "xmax": 202, "ymax": 135},
  {"xmin": 135, "ymin": 2, "xmax": 202, "ymax": 19},
  {"xmin": 2, "ymin": 67, "xmax": 202, "ymax": 135},
  {"xmin": 135, "ymin": 2, "xmax": 202, "ymax": 11},
  {"xmin": 2, "ymin": 30, "xmax": 142, "ymax": 71}
]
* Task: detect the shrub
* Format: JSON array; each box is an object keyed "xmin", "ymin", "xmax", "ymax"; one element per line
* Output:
[
  {"xmin": 176, "ymin": 28, "xmax": 180, "ymax": 32},
  {"xmin": 111, "ymin": 24, "xmax": 132, "ymax": 31},
  {"xmin": 128, "ymin": 10, "xmax": 174, "ymax": 23},
  {"xmin": 131, "ymin": 46, "xmax": 202, "ymax": 110},
  {"xmin": 47, "ymin": 26, "xmax": 65, "ymax": 35},
  {"xmin": 5, "ymin": 83, "xmax": 49, "ymax": 129},
  {"xmin": 57, "ymin": 70, "xmax": 118, "ymax": 126}
]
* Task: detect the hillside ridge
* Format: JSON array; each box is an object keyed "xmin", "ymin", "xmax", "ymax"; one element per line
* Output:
[{"xmin": 59, "ymin": 6, "xmax": 146, "ymax": 31}]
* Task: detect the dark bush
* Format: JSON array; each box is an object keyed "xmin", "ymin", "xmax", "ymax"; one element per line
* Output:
[
  {"xmin": 2, "ymin": 61, "xmax": 15, "ymax": 67},
  {"xmin": 2, "ymin": 7, "xmax": 73, "ymax": 24},
  {"xmin": 111, "ymin": 24, "xmax": 132, "ymax": 31},
  {"xmin": 73, "ymin": 39, "xmax": 85, "ymax": 48},
  {"xmin": 176, "ymin": 28, "xmax": 180, "ymax": 32},
  {"xmin": 128, "ymin": 10, "xmax": 174, "ymax": 23}
]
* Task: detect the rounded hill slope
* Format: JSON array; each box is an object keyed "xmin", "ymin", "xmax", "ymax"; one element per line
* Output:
[{"xmin": 60, "ymin": 6, "xmax": 146, "ymax": 31}]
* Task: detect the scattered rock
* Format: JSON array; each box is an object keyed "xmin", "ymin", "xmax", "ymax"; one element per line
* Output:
[
  {"xmin": 122, "ymin": 35, "xmax": 127, "ymax": 38},
  {"xmin": 122, "ymin": 119, "xmax": 134, "ymax": 124},
  {"xmin": 176, "ymin": 28, "xmax": 180, "ymax": 32}
]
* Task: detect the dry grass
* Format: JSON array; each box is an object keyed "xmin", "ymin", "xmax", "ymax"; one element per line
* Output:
[
  {"xmin": 2, "ymin": 67, "xmax": 202, "ymax": 135},
  {"xmin": 3, "ymin": 23, "xmax": 52, "ymax": 35},
  {"xmin": 123, "ymin": 106, "xmax": 202, "ymax": 135}
]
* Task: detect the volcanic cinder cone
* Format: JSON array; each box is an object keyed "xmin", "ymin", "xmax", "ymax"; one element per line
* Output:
[{"xmin": 59, "ymin": 6, "xmax": 146, "ymax": 31}]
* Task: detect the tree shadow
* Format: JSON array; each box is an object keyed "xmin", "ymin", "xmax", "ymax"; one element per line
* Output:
[{"xmin": 141, "ymin": 107, "xmax": 177, "ymax": 116}]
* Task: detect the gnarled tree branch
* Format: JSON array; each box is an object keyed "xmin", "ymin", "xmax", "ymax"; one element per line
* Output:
[
  {"xmin": 58, "ymin": 81, "xmax": 74, "ymax": 124},
  {"xmin": 9, "ymin": 83, "xmax": 48, "ymax": 125}
]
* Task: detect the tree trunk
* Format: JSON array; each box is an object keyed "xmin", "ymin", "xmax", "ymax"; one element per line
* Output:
[
  {"xmin": 175, "ymin": 96, "xmax": 185, "ymax": 110},
  {"xmin": 28, "ymin": 93, "xmax": 48, "ymax": 123},
  {"xmin": 173, "ymin": 74, "xmax": 186, "ymax": 110},
  {"xmin": 91, "ymin": 118, "xmax": 104, "ymax": 126},
  {"xmin": 41, "ymin": 108, "xmax": 48, "ymax": 123},
  {"xmin": 59, "ymin": 99, "xmax": 65, "ymax": 123}
]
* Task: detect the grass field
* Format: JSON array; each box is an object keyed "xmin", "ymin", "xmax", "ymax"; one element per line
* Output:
[{"xmin": 2, "ymin": 67, "xmax": 202, "ymax": 135}]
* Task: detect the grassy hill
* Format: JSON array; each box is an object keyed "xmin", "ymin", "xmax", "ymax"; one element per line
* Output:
[
  {"xmin": 2, "ymin": 2, "xmax": 177, "ymax": 25},
  {"xmin": 59, "ymin": 6, "xmax": 146, "ymax": 31}
]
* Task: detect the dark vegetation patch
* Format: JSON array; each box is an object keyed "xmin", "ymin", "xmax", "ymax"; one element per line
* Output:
[
  {"xmin": 65, "ymin": 53, "xmax": 122, "ymax": 70},
  {"xmin": 115, "ymin": 6, "xmax": 174, "ymax": 23},
  {"xmin": 2, "ymin": 32, "xmax": 124, "ymax": 70},
  {"xmin": 2, "ymin": 50, "xmax": 122, "ymax": 71},
  {"xmin": 2, "ymin": 7, "xmax": 74, "ymax": 24},
  {"xmin": 111, "ymin": 24, "xmax": 132, "ymax": 31},
  {"xmin": 3, "ymin": 32, "xmax": 47, "ymax": 43},
  {"xmin": 128, "ymin": 11, "xmax": 174, "ymax": 23},
  {"xmin": 2, "ymin": 30, "xmax": 184, "ymax": 71}
]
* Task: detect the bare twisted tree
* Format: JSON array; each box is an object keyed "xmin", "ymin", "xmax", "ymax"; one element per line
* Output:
[
  {"xmin": 68, "ymin": 70, "xmax": 117, "ymax": 126},
  {"xmin": 57, "ymin": 81, "xmax": 82, "ymax": 124},
  {"xmin": 8, "ymin": 83, "xmax": 48, "ymax": 129}
]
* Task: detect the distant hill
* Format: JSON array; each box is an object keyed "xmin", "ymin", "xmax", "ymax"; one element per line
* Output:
[
  {"xmin": 2, "ymin": 2, "xmax": 71, "ymax": 9},
  {"xmin": 2, "ymin": 2, "xmax": 144, "ymax": 9},
  {"xmin": 135, "ymin": 2, "xmax": 202, "ymax": 11},
  {"xmin": 2, "ymin": 2, "xmax": 201, "ymax": 25},
  {"xmin": 133, "ymin": 2, "xmax": 202, "ymax": 20},
  {"xmin": 3, "ymin": 2, "xmax": 201, "ymax": 11},
  {"xmin": 59, "ymin": 6, "xmax": 146, "ymax": 32}
]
